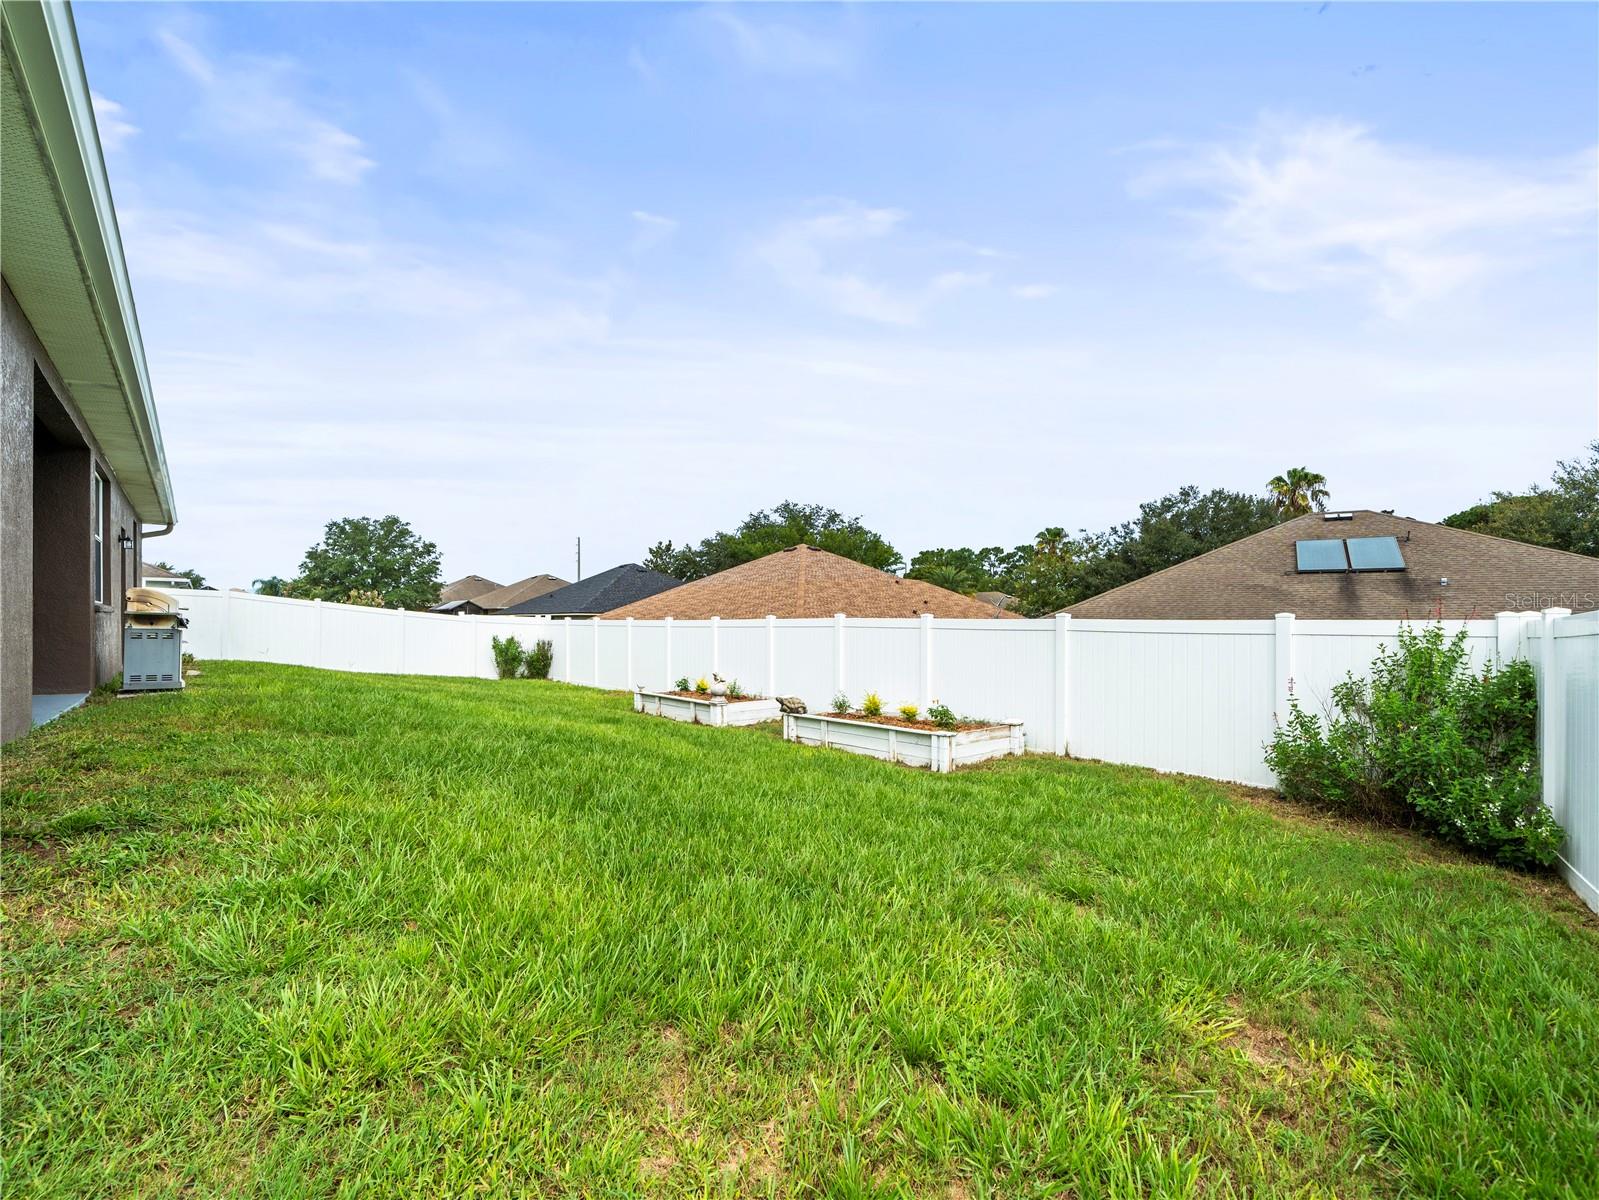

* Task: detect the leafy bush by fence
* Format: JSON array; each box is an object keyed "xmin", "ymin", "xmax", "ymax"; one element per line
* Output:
[
  {"xmin": 1267, "ymin": 624, "xmax": 1560, "ymax": 867},
  {"xmin": 524, "ymin": 640, "xmax": 554, "ymax": 680},
  {"xmin": 490, "ymin": 635, "xmax": 524, "ymax": 680}
]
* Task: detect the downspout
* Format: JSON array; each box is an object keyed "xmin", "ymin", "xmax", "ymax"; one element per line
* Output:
[{"xmin": 135, "ymin": 524, "xmax": 173, "ymax": 594}]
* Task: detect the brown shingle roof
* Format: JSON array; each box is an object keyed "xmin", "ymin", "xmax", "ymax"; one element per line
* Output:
[
  {"xmin": 439, "ymin": 574, "xmax": 501, "ymax": 604},
  {"xmin": 473, "ymin": 574, "xmax": 570, "ymax": 612},
  {"xmin": 1064, "ymin": 510, "xmax": 1599, "ymax": 620},
  {"xmin": 605, "ymin": 545, "xmax": 1023, "ymax": 619}
]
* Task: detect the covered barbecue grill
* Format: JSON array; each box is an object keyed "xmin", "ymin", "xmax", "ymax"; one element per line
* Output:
[{"xmin": 122, "ymin": 588, "xmax": 187, "ymax": 691}]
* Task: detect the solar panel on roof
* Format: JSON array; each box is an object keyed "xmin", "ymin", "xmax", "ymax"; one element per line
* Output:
[
  {"xmin": 1346, "ymin": 535, "xmax": 1406, "ymax": 571},
  {"xmin": 1295, "ymin": 539, "xmax": 1349, "ymax": 572}
]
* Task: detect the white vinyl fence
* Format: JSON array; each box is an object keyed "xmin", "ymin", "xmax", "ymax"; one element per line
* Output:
[
  {"xmin": 1527, "ymin": 609, "xmax": 1599, "ymax": 911},
  {"xmin": 159, "ymin": 590, "xmax": 1597, "ymax": 910}
]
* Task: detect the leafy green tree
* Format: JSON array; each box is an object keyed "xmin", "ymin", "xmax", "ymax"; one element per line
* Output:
[
  {"xmin": 1442, "ymin": 493, "xmax": 1561, "ymax": 549},
  {"xmin": 151, "ymin": 561, "xmax": 206, "ymax": 589},
  {"xmin": 1267, "ymin": 467, "xmax": 1330, "ymax": 517},
  {"xmin": 293, "ymin": 515, "xmax": 443, "ymax": 609},
  {"xmin": 252, "ymin": 576, "xmax": 292, "ymax": 596},
  {"xmin": 1009, "ymin": 527, "xmax": 1084, "ymax": 616},
  {"xmin": 646, "ymin": 502, "xmax": 902, "ymax": 581},
  {"xmin": 1072, "ymin": 486, "xmax": 1280, "ymax": 602},
  {"xmin": 905, "ymin": 546, "xmax": 1025, "ymax": 594},
  {"xmin": 913, "ymin": 562, "xmax": 983, "ymax": 595},
  {"xmin": 904, "ymin": 488, "xmax": 1278, "ymax": 616},
  {"xmin": 1549, "ymin": 443, "xmax": 1599, "ymax": 556},
  {"xmin": 1445, "ymin": 443, "xmax": 1598, "ymax": 557}
]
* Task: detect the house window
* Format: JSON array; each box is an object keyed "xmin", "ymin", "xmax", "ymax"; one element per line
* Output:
[{"xmin": 92, "ymin": 470, "xmax": 107, "ymax": 604}]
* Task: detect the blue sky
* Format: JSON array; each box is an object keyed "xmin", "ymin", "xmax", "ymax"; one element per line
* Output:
[{"xmin": 79, "ymin": 2, "xmax": 1597, "ymax": 590}]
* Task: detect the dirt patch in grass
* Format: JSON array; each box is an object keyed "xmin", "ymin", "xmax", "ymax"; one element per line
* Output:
[
  {"xmin": 1228, "ymin": 1011, "xmax": 1308, "ymax": 1079},
  {"xmin": 638, "ymin": 1024, "xmax": 794, "ymax": 1188},
  {"xmin": 5, "ymin": 838, "xmax": 67, "ymax": 865}
]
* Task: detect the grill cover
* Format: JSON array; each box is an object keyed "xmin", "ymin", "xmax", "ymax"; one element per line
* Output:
[{"xmin": 125, "ymin": 587, "xmax": 184, "ymax": 628}]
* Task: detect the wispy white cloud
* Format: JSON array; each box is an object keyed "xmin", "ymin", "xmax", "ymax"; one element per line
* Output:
[
  {"xmin": 755, "ymin": 202, "xmax": 989, "ymax": 325},
  {"xmin": 156, "ymin": 30, "xmax": 375, "ymax": 184},
  {"xmin": 91, "ymin": 92, "xmax": 139, "ymax": 151},
  {"xmin": 123, "ymin": 204, "xmax": 610, "ymax": 334},
  {"xmin": 406, "ymin": 72, "xmax": 513, "ymax": 173},
  {"xmin": 1135, "ymin": 116, "xmax": 1597, "ymax": 317},
  {"xmin": 701, "ymin": 7, "xmax": 858, "ymax": 76},
  {"xmin": 156, "ymin": 30, "xmax": 216, "ymax": 86},
  {"xmin": 1012, "ymin": 283, "xmax": 1057, "ymax": 301},
  {"xmin": 626, "ymin": 44, "xmax": 657, "ymax": 85},
  {"xmin": 630, "ymin": 209, "xmax": 679, "ymax": 252}
]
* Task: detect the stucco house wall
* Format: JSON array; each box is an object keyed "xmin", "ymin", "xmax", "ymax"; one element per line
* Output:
[
  {"xmin": 2, "ymin": 2, "xmax": 172, "ymax": 742},
  {"xmin": 2, "ymin": 281, "xmax": 143, "ymax": 736},
  {"xmin": 1, "ymin": 283, "xmax": 36, "ymax": 740}
]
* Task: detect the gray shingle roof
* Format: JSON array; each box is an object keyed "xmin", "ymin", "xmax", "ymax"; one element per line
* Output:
[
  {"xmin": 439, "ymin": 575, "xmax": 501, "ymax": 603},
  {"xmin": 473, "ymin": 574, "xmax": 569, "ymax": 611},
  {"xmin": 500, "ymin": 564, "xmax": 683, "ymax": 616},
  {"xmin": 1064, "ymin": 510, "xmax": 1599, "ymax": 620}
]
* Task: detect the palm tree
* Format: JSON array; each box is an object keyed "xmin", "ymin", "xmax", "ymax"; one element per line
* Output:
[
  {"xmin": 918, "ymin": 563, "xmax": 981, "ymax": 595},
  {"xmin": 1267, "ymin": 468, "xmax": 1330, "ymax": 517},
  {"xmin": 1034, "ymin": 527, "xmax": 1070, "ymax": 559}
]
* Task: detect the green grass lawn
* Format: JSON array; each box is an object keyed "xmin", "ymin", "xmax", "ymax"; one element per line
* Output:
[{"xmin": 3, "ymin": 663, "xmax": 1596, "ymax": 1199}]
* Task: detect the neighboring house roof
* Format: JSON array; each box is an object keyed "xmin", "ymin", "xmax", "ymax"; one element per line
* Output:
[
  {"xmin": 1063, "ymin": 510, "xmax": 1599, "ymax": 620},
  {"xmin": 473, "ymin": 574, "xmax": 570, "ymax": 611},
  {"xmin": 1, "ymin": 3, "xmax": 174, "ymax": 523},
  {"xmin": 139, "ymin": 561, "xmax": 185, "ymax": 583},
  {"xmin": 606, "ymin": 545, "xmax": 1024, "ymax": 620},
  {"xmin": 502, "ymin": 564, "xmax": 683, "ymax": 617},
  {"xmin": 974, "ymin": 590, "xmax": 1018, "ymax": 613},
  {"xmin": 439, "ymin": 574, "xmax": 501, "ymax": 604},
  {"xmin": 429, "ymin": 599, "xmax": 484, "ymax": 615}
]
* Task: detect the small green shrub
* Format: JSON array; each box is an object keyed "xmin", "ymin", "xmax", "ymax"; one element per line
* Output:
[
  {"xmin": 862, "ymin": 692, "xmax": 883, "ymax": 718},
  {"xmin": 1266, "ymin": 623, "xmax": 1559, "ymax": 868},
  {"xmin": 523, "ymin": 640, "xmax": 554, "ymax": 680},
  {"xmin": 928, "ymin": 702, "xmax": 957, "ymax": 729},
  {"xmin": 675, "ymin": 677, "xmax": 691, "ymax": 691},
  {"xmin": 726, "ymin": 679, "xmax": 744, "ymax": 699},
  {"xmin": 898, "ymin": 704, "xmax": 919, "ymax": 722},
  {"xmin": 832, "ymin": 692, "xmax": 851, "ymax": 714},
  {"xmin": 490, "ymin": 635, "xmax": 524, "ymax": 680}
]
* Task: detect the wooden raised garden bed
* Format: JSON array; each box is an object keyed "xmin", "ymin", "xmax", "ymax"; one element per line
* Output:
[
  {"xmin": 781, "ymin": 711, "xmax": 1025, "ymax": 772},
  {"xmin": 633, "ymin": 688, "xmax": 781, "ymax": 727}
]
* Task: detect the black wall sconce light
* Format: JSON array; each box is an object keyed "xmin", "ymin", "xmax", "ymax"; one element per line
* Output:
[{"xmin": 117, "ymin": 528, "xmax": 134, "ymax": 551}]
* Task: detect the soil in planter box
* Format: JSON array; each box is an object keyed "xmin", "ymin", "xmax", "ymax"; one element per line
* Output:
[
  {"xmin": 661, "ymin": 690, "xmax": 766, "ymax": 703},
  {"xmin": 827, "ymin": 711, "xmax": 993, "ymax": 732}
]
